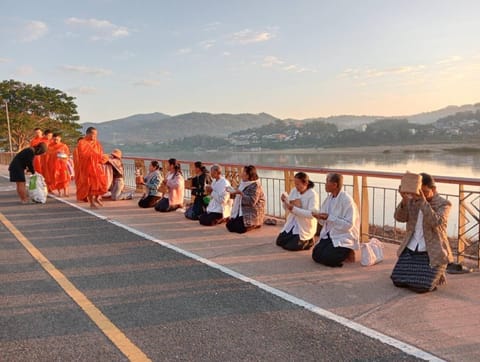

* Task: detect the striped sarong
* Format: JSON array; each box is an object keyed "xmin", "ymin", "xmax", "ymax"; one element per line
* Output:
[{"xmin": 391, "ymin": 249, "xmax": 446, "ymax": 293}]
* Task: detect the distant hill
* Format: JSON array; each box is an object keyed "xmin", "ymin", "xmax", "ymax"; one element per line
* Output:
[
  {"xmin": 298, "ymin": 115, "xmax": 384, "ymax": 131},
  {"xmin": 405, "ymin": 103, "xmax": 480, "ymax": 124},
  {"xmin": 81, "ymin": 103, "xmax": 480, "ymax": 146},
  {"xmin": 83, "ymin": 112, "xmax": 278, "ymax": 144}
]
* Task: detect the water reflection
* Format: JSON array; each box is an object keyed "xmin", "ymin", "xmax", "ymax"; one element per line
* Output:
[{"xmin": 132, "ymin": 149, "xmax": 480, "ymax": 178}]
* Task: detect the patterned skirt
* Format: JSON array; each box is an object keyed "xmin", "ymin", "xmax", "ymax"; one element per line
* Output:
[{"xmin": 391, "ymin": 249, "xmax": 447, "ymax": 293}]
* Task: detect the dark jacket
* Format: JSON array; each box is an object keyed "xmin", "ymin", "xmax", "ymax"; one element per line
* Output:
[{"xmin": 9, "ymin": 147, "xmax": 35, "ymax": 174}]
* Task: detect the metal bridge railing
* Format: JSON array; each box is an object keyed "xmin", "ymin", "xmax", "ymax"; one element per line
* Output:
[{"xmin": 1, "ymin": 152, "xmax": 478, "ymax": 267}]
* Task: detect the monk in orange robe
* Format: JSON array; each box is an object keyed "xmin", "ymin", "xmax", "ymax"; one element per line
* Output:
[
  {"xmin": 40, "ymin": 130, "xmax": 53, "ymax": 178},
  {"xmin": 30, "ymin": 128, "xmax": 44, "ymax": 175},
  {"xmin": 45, "ymin": 133, "xmax": 71, "ymax": 196},
  {"xmin": 74, "ymin": 127, "xmax": 107, "ymax": 208}
]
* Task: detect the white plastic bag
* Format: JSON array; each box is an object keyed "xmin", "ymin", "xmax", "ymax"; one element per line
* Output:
[
  {"xmin": 360, "ymin": 238, "xmax": 384, "ymax": 266},
  {"xmin": 28, "ymin": 173, "xmax": 48, "ymax": 204}
]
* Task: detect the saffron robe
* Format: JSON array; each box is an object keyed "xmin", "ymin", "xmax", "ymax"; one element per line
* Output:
[
  {"xmin": 45, "ymin": 142, "xmax": 70, "ymax": 192},
  {"xmin": 30, "ymin": 136, "xmax": 45, "ymax": 175},
  {"xmin": 74, "ymin": 138, "xmax": 107, "ymax": 201}
]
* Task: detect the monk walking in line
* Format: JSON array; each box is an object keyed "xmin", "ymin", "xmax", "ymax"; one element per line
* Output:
[
  {"xmin": 74, "ymin": 127, "xmax": 107, "ymax": 208},
  {"xmin": 45, "ymin": 133, "xmax": 71, "ymax": 196},
  {"xmin": 30, "ymin": 128, "xmax": 45, "ymax": 175}
]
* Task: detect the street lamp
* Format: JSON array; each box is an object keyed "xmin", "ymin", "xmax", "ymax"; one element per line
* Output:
[{"xmin": 3, "ymin": 100, "xmax": 13, "ymax": 153}]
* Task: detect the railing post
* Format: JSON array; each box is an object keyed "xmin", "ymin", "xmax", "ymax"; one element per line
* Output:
[
  {"xmin": 360, "ymin": 176, "xmax": 370, "ymax": 243},
  {"xmin": 134, "ymin": 159, "xmax": 146, "ymax": 193},
  {"xmin": 457, "ymin": 184, "xmax": 466, "ymax": 264},
  {"xmin": 353, "ymin": 175, "xmax": 360, "ymax": 209},
  {"xmin": 189, "ymin": 161, "xmax": 196, "ymax": 180},
  {"xmin": 284, "ymin": 170, "xmax": 294, "ymax": 194}
]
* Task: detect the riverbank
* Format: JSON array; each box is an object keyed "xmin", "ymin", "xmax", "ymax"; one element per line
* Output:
[{"xmin": 241, "ymin": 143, "xmax": 480, "ymax": 155}]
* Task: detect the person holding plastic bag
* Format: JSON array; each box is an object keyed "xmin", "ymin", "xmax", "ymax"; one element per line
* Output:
[{"xmin": 8, "ymin": 143, "xmax": 47, "ymax": 204}]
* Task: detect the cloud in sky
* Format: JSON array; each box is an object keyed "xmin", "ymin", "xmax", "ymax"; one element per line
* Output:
[
  {"xmin": 262, "ymin": 56, "xmax": 284, "ymax": 67},
  {"xmin": 436, "ymin": 55, "xmax": 462, "ymax": 65},
  {"xmin": 65, "ymin": 17, "xmax": 129, "ymax": 40},
  {"xmin": 230, "ymin": 29, "xmax": 274, "ymax": 44},
  {"xmin": 15, "ymin": 65, "xmax": 34, "ymax": 77},
  {"xmin": 199, "ymin": 39, "xmax": 215, "ymax": 50},
  {"xmin": 261, "ymin": 56, "xmax": 316, "ymax": 73},
  {"xmin": 177, "ymin": 48, "xmax": 192, "ymax": 55},
  {"xmin": 132, "ymin": 79, "xmax": 161, "ymax": 87},
  {"xmin": 203, "ymin": 22, "xmax": 221, "ymax": 32},
  {"xmin": 0, "ymin": 57, "xmax": 11, "ymax": 63},
  {"xmin": 61, "ymin": 65, "xmax": 112, "ymax": 76},
  {"xmin": 67, "ymin": 86, "xmax": 97, "ymax": 95},
  {"xmin": 340, "ymin": 65, "xmax": 426, "ymax": 79},
  {"xmin": 20, "ymin": 20, "xmax": 48, "ymax": 42}
]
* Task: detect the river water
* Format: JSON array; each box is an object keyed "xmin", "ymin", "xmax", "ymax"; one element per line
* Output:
[{"xmin": 130, "ymin": 148, "xmax": 480, "ymax": 179}]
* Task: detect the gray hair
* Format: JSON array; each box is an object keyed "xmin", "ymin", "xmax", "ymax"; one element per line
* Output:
[
  {"xmin": 326, "ymin": 172, "xmax": 343, "ymax": 189},
  {"xmin": 210, "ymin": 164, "xmax": 222, "ymax": 174}
]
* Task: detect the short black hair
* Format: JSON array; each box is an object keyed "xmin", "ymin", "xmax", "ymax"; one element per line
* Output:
[
  {"xmin": 151, "ymin": 160, "xmax": 160, "ymax": 170},
  {"xmin": 244, "ymin": 165, "xmax": 259, "ymax": 181},
  {"xmin": 420, "ymin": 172, "xmax": 436, "ymax": 188}
]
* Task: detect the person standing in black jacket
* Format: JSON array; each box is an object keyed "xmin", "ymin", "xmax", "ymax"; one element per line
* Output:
[{"xmin": 8, "ymin": 143, "xmax": 47, "ymax": 203}]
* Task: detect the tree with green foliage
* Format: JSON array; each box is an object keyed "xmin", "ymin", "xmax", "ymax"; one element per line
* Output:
[{"xmin": 0, "ymin": 79, "xmax": 82, "ymax": 151}]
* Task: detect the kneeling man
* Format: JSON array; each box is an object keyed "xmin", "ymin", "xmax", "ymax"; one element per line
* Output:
[{"xmin": 312, "ymin": 173, "xmax": 360, "ymax": 267}]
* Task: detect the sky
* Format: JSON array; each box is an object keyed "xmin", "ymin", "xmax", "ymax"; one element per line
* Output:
[{"xmin": 1, "ymin": 0, "xmax": 480, "ymax": 123}]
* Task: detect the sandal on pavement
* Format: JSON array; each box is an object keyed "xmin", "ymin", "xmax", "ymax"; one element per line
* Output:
[
  {"xmin": 447, "ymin": 263, "xmax": 474, "ymax": 274},
  {"xmin": 264, "ymin": 218, "xmax": 277, "ymax": 226}
]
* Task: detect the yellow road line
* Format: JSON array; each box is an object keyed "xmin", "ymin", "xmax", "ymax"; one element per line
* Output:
[{"xmin": 0, "ymin": 212, "xmax": 151, "ymax": 362}]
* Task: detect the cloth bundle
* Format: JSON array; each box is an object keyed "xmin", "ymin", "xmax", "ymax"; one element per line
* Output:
[{"xmin": 360, "ymin": 238, "xmax": 384, "ymax": 266}]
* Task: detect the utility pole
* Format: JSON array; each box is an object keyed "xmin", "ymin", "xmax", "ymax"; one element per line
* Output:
[{"xmin": 4, "ymin": 100, "xmax": 13, "ymax": 153}]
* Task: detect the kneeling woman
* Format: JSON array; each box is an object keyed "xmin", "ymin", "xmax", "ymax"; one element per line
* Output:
[
  {"xmin": 276, "ymin": 172, "xmax": 319, "ymax": 251},
  {"xmin": 226, "ymin": 165, "xmax": 265, "ymax": 233},
  {"xmin": 155, "ymin": 158, "xmax": 185, "ymax": 212},
  {"xmin": 391, "ymin": 173, "xmax": 453, "ymax": 293},
  {"xmin": 138, "ymin": 160, "xmax": 163, "ymax": 208}
]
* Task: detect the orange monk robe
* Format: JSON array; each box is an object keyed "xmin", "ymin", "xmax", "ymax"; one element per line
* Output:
[
  {"xmin": 40, "ymin": 138, "xmax": 54, "ymax": 178},
  {"xmin": 74, "ymin": 138, "xmax": 107, "ymax": 201},
  {"xmin": 45, "ymin": 142, "xmax": 70, "ymax": 192},
  {"xmin": 30, "ymin": 136, "xmax": 44, "ymax": 175},
  {"xmin": 73, "ymin": 146, "xmax": 85, "ymax": 201}
]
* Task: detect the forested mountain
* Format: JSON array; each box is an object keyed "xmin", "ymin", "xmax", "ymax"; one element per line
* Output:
[
  {"xmin": 82, "ymin": 112, "xmax": 277, "ymax": 144},
  {"xmin": 80, "ymin": 103, "xmax": 480, "ymax": 148}
]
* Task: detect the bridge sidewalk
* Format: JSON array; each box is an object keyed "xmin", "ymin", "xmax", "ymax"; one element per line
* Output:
[{"xmin": 1, "ymin": 166, "xmax": 479, "ymax": 361}]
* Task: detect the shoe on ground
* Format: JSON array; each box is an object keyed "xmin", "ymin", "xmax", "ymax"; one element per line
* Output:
[{"xmin": 447, "ymin": 263, "xmax": 473, "ymax": 274}]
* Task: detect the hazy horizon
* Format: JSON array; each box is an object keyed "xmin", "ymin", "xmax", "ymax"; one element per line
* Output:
[
  {"xmin": 80, "ymin": 101, "xmax": 479, "ymax": 124},
  {"xmin": 2, "ymin": 1, "xmax": 480, "ymax": 123}
]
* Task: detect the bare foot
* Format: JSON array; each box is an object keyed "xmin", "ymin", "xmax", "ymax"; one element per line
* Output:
[
  {"xmin": 90, "ymin": 203, "xmax": 98, "ymax": 209},
  {"xmin": 345, "ymin": 249, "xmax": 356, "ymax": 263},
  {"xmin": 94, "ymin": 197, "xmax": 104, "ymax": 206}
]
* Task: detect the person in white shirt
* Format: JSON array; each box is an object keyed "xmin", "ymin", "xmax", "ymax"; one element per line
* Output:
[
  {"xmin": 199, "ymin": 164, "xmax": 232, "ymax": 226},
  {"xmin": 312, "ymin": 173, "xmax": 360, "ymax": 267},
  {"xmin": 276, "ymin": 172, "xmax": 319, "ymax": 251}
]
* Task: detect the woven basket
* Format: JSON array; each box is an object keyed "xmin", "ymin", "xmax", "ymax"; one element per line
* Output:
[{"xmin": 400, "ymin": 172, "xmax": 421, "ymax": 194}]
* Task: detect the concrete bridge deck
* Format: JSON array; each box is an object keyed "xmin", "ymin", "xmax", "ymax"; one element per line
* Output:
[{"xmin": 1, "ymin": 166, "xmax": 479, "ymax": 361}]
